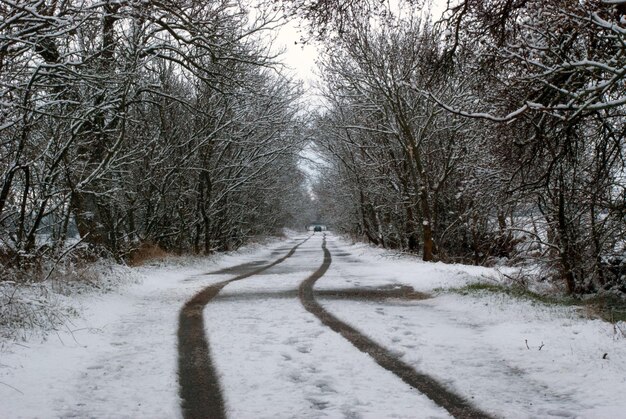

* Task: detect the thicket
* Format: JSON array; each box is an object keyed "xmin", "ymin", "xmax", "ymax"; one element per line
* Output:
[
  {"xmin": 285, "ymin": 0, "xmax": 626, "ymax": 295},
  {"xmin": 2, "ymin": 0, "xmax": 625, "ymax": 300},
  {"xmin": 0, "ymin": 1, "xmax": 312, "ymax": 284}
]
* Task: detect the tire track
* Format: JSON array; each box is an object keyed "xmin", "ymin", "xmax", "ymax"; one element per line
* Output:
[
  {"xmin": 298, "ymin": 234, "xmax": 494, "ymax": 419},
  {"xmin": 178, "ymin": 236, "xmax": 310, "ymax": 419}
]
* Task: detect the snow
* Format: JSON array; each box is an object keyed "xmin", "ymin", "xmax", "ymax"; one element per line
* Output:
[
  {"xmin": 1, "ymin": 232, "xmax": 625, "ymax": 418},
  {"xmin": 205, "ymin": 237, "xmax": 449, "ymax": 418},
  {"xmin": 0, "ymin": 239, "xmax": 288, "ymax": 419},
  {"xmin": 1, "ymin": 276, "xmax": 179, "ymax": 418},
  {"xmin": 317, "ymin": 235, "xmax": 626, "ymax": 418},
  {"xmin": 321, "ymin": 293, "xmax": 625, "ymax": 418}
]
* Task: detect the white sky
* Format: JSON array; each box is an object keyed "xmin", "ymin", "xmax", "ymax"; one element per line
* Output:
[
  {"xmin": 274, "ymin": 0, "xmax": 451, "ymax": 97},
  {"xmin": 275, "ymin": 20, "xmax": 321, "ymax": 94},
  {"xmin": 270, "ymin": 1, "xmax": 452, "ymax": 186}
]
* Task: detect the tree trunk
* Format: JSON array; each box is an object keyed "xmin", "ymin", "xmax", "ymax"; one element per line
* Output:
[{"xmin": 557, "ymin": 173, "xmax": 577, "ymax": 294}]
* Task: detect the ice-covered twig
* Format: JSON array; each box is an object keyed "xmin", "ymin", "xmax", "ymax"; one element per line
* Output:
[
  {"xmin": 0, "ymin": 381, "xmax": 24, "ymax": 395},
  {"xmin": 42, "ymin": 233, "xmax": 90, "ymax": 282}
]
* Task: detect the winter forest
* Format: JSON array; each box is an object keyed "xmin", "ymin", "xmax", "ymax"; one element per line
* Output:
[
  {"xmin": 2, "ymin": 1, "xmax": 626, "ymax": 418},
  {"xmin": 2, "ymin": 0, "xmax": 626, "ymax": 313}
]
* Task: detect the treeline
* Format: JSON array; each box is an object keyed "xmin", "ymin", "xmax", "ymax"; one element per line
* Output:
[
  {"xmin": 294, "ymin": 0, "xmax": 626, "ymax": 294},
  {"xmin": 0, "ymin": 0, "xmax": 309, "ymax": 272}
]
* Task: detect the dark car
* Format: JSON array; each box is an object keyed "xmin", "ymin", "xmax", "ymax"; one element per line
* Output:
[{"xmin": 314, "ymin": 225, "xmax": 322, "ymax": 232}]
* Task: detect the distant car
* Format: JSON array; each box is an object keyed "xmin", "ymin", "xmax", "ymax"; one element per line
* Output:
[{"xmin": 314, "ymin": 225, "xmax": 322, "ymax": 232}]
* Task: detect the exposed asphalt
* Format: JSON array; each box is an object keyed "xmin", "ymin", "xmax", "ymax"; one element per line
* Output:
[
  {"xmin": 178, "ymin": 233, "xmax": 493, "ymax": 419},
  {"xmin": 298, "ymin": 235, "xmax": 494, "ymax": 419},
  {"xmin": 177, "ymin": 237, "xmax": 309, "ymax": 419}
]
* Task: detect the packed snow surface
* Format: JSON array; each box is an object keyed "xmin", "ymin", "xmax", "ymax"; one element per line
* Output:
[{"xmin": 1, "ymin": 232, "xmax": 624, "ymax": 418}]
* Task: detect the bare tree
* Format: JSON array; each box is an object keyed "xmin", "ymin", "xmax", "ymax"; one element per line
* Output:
[{"xmin": 0, "ymin": 1, "xmax": 309, "ymax": 273}]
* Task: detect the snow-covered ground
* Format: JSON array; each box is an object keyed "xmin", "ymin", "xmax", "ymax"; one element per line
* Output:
[
  {"xmin": 1, "ymin": 232, "xmax": 624, "ymax": 418},
  {"xmin": 0, "ymin": 237, "xmax": 295, "ymax": 418},
  {"xmin": 205, "ymin": 237, "xmax": 448, "ymax": 418},
  {"xmin": 319, "ymin": 235, "xmax": 626, "ymax": 418}
]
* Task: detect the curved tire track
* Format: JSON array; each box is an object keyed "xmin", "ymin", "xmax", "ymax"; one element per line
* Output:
[
  {"xmin": 299, "ymin": 235, "xmax": 493, "ymax": 419},
  {"xmin": 178, "ymin": 236, "xmax": 310, "ymax": 419}
]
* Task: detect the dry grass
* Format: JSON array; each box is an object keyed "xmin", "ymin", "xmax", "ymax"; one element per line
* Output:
[
  {"xmin": 582, "ymin": 294, "xmax": 626, "ymax": 324},
  {"xmin": 0, "ymin": 282, "xmax": 77, "ymax": 341},
  {"xmin": 127, "ymin": 242, "xmax": 169, "ymax": 266},
  {"xmin": 1, "ymin": 255, "xmax": 141, "ymax": 341},
  {"xmin": 449, "ymin": 282, "xmax": 626, "ymax": 325}
]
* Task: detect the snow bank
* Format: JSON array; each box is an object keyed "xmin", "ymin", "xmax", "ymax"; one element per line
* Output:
[
  {"xmin": 318, "ymin": 234, "xmax": 626, "ymax": 418},
  {"xmin": 0, "ymin": 237, "xmax": 287, "ymax": 418}
]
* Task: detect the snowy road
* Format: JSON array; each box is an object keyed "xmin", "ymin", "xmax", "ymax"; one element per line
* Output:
[
  {"xmin": 2, "ymin": 232, "xmax": 625, "ymax": 418},
  {"xmin": 298, "ymin": 236, "xmax": 487, "ymax": 418},
  {"xmin": 198, "ymin": 233, "xmax": 455, "ymax": 419}
]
